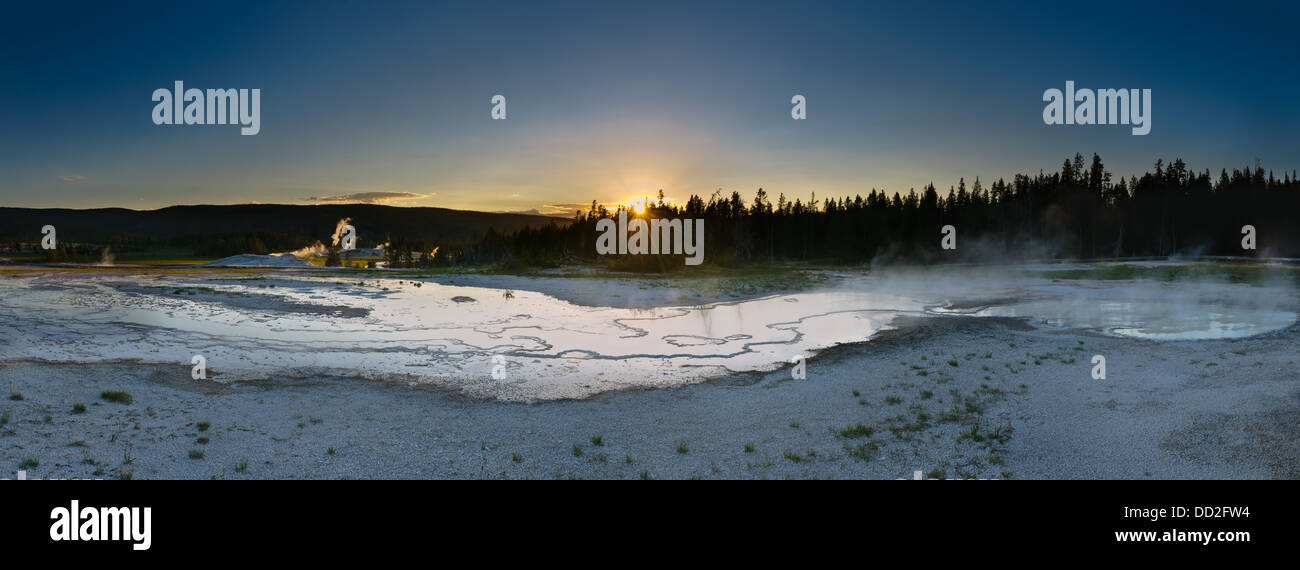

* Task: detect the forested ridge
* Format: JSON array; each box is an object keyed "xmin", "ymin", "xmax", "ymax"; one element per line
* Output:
[{"xmin": 493, "ymin": 154, "xmax": 1300, "ymax": 270}]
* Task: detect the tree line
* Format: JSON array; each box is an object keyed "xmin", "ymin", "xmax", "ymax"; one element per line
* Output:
[
  {"xmin": 479, "ymin": 154, "xmax": 1300, "ymax": 269},
  {"xmin": 11, "ymin": 155, "xmax": 1297, "ymax": 268}
]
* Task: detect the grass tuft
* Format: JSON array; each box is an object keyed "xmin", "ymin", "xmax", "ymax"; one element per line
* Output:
[
  {"xmin": 836, "ymin": 423, "xmax": 875, "ymax": 439},
  {"xmin": 100, "ymin": 390, "xmax": 132, "ymax": 404}
]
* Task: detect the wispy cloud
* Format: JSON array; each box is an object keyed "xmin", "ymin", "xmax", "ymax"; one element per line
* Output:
[
  {"xmin": 535, "ymin": 203, "xmax": 590, "ymax": 216},
  {"xmin": 495, "ymin": 203, "xmax": 589, "ymax": 217},
  {"xmin": 306, "ymin": 191, "xmax": 430, "ymax": 205},
  {"xmin": 499, "ymin": 208, "xmax": 577, "ymax": 218},
  {"xmin": 59, "ymin": 174, "xmax": 85, "ymax": 182}
]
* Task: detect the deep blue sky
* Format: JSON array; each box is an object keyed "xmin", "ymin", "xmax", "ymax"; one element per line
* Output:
[{"xmin": 1, "ymin": 0, "xmax": 1297, "ymax": 212}]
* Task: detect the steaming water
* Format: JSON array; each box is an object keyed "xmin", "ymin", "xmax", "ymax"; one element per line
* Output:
[
  {"xmin": 0, "ymin": 265, "xmax": 1294, "ymax": 400},
  {"xmin": 977, "ymin": 298, "xmax": 1297, "ymax": 340}
]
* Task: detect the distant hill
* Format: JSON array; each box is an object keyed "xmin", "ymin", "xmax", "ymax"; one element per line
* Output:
[
  {"xmin": 0, "ymin": 204, "xmax": 570, "ymax": 258},
  {"xmin": 0, "ymin": 204, "xmax": 567, "ymax": 245}
]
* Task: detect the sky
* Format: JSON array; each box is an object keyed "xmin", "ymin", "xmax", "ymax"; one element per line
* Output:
[{"xmin": 1, "ymin": 0, "xmax": 1297, "ymax": 214}]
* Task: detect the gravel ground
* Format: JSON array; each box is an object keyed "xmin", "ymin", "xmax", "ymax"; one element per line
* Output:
[{"xmin": 3, "ymin": 316, "xmax": 1295, "ymax": 480}]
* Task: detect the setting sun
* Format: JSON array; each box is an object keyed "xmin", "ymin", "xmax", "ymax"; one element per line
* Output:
[
  {"xmin": 605, "ymin": 197, "xmax": 649, "ymax": 215},
  {"xmin": 607, "ymin": 194, "xmax": 677, "ymax": 216}
]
